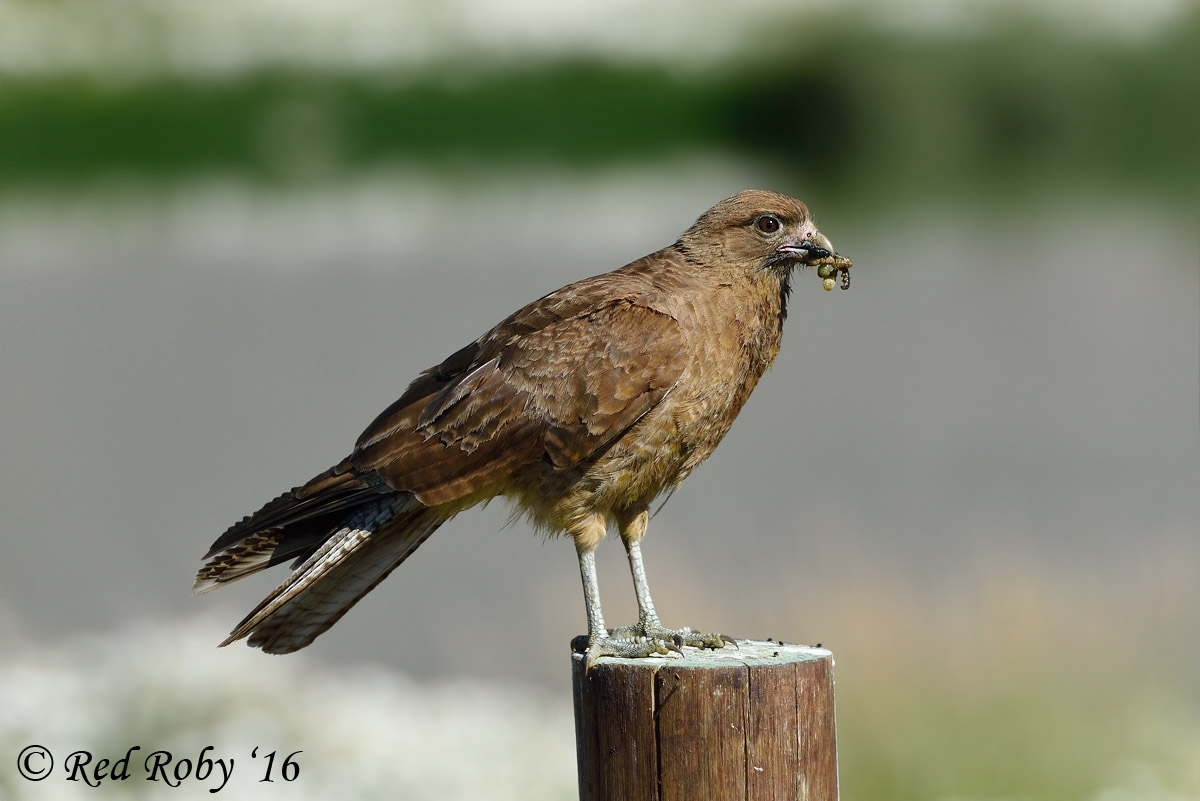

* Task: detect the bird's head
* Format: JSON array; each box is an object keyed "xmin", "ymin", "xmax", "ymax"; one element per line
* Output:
[{"xmin": 676, "ymin": 190, "xmax": 850, "ymax": 290}]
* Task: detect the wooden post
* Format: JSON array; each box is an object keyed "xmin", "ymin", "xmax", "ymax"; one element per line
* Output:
[{"xmin": 571, "ymin": 640, "xmax": 837, "ymax": 801}]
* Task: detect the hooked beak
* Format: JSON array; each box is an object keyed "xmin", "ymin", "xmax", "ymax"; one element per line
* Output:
[{"xmin": 774, "ymin": 230, "xmax": 845, "ymax": 266}]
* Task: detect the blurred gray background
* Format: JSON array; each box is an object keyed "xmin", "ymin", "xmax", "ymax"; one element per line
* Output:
[{"xmin": 0, "ymin": 2, "xmax": 1196, "ymax": 800}]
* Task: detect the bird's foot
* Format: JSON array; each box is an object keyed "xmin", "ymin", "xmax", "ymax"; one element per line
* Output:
[
  {"xmin": 571, "ymin": 621, "xmax": 737, "ymax": 669},
  {"xmin": 609, "ymin": 621, "xmax": 737, "ymax": 652},
  {"xmin": 571, "ymin": 632, "xmax": 684, "ymax": 670}
]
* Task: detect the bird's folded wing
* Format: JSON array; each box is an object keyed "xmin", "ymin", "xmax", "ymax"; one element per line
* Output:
[
  {"xmin": 200, "ymin": 460, "xmax": 384, "ymax": 558},
  {"xmin": 352, "ymin": 298, "xmax": 686, "ymax": 506}
]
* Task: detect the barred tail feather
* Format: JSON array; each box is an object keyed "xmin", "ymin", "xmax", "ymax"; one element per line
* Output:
[
  {"xmin": 220, "ymin": 494, "xmax": 447, "ymax": 654},
  {"xmin": 193, "ymin": 460, "xmax": 389, "ymax": 595}
]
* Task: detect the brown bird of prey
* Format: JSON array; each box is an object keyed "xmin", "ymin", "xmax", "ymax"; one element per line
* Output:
[{"xmin": 195, "ymin": 189, "xmax": 851, "ymax": 664}]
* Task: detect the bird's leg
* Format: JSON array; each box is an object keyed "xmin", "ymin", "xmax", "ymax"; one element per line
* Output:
[
  {"xmin": 626, "ymin": 537, "xmax": 663, "ymax": 632},
  {"xmin": 576, "ymin": 547, "xmax": 607, "ymax": 646},
  {"xmin": 572, "ymin": 515, "xmax": 681, "ymax": 668},
  {"xmin": 609, "ymin": 508, "xmax": 736, "ymax": 651}
]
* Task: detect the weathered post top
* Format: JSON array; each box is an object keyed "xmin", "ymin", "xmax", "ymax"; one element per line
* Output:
[{"xmin": 572, "ymin": 640, "xmax": 838, "ymax": 801}]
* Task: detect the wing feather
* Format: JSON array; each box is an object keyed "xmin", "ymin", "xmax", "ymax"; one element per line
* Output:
[{"xmin": 352, "ymin": 291, "xmax": 686, "ymax": 505}]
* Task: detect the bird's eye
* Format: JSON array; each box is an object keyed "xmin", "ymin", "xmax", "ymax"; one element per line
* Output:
[{"xmin": 754, "ymin": 215, "xmax": 781, "ymax": 234}]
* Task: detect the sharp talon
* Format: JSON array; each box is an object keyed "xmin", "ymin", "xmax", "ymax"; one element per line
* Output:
[
  {"xmin": 665, "ymin": 640, "xmax": 685, "ymax": 657},
  {"xmin": 672, "ymin": 634, "xmax": 686, "ymax": 648},
  {"xmin": 721, "ymin": 634, "xmax": 739, "ymax": 649}
]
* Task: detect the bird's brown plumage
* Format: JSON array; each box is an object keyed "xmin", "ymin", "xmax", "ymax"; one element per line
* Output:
[{"xmin": 196, "ymin": 190, "xmax": 848, "ymax": 657}]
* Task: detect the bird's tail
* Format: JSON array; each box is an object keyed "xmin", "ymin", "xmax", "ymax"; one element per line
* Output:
[
  {"xmin": 194, "ymin": 459, "xmax": 393, "ymax": 595},
  {"xmin": 218, "ymin": 493, "xmax": 448, "ymax": 654}
]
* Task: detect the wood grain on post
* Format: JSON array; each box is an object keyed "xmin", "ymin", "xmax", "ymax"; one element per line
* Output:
[{"xmin": 572, "ymin": 640, "xmax": 837, "ymax": 801}]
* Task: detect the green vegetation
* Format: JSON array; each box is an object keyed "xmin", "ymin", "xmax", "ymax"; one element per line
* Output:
[{"xmin": 2, "ymin": 21, "xmax": 1197, "ymax": 206}]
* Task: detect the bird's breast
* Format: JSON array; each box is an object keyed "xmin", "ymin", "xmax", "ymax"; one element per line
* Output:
[
  {"xmin": 510, "ymin": 279, "xmax": 787, "ymax": 528},
  {"xmin": 598, "ymin": 287, "xmax": 784, "ymax": 498}
]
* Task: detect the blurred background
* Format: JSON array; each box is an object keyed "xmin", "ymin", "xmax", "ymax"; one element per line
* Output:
[{"xmin": 1, "ymin": 0, "xmax": 1197, "ymax": 799}]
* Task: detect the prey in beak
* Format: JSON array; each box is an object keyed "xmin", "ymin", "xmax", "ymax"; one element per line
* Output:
[{"xmin": 775, "ymin": 231, "xmax": 853, "ymax": 291}]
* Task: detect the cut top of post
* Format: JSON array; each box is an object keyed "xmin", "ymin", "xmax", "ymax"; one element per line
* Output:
[{"xmin": 572, "ymin": 639, "xmax": 831, "ymax": 671}]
